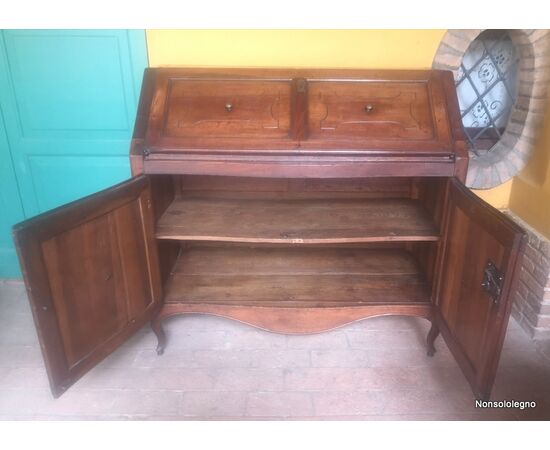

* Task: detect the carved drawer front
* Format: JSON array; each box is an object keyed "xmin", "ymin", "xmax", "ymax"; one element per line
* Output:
[
  {"xmin": 308, "ymin": 80, "xmax": 439, "ymax": 143},
  {"xmin": 157, "ymin": 78, "xmax": 293, "ymax": 147}
]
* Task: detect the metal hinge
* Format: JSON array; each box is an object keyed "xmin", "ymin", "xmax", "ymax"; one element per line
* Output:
[{"xmin": 481, "ymin": 260, "xmax": 504, "ymax": 305}]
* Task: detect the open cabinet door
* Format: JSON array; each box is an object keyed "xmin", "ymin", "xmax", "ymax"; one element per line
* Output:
[
  {"xmin": 13, "ymin": 176, "xmax": 162, "ymax": 397},
  {"xmin": 434, "ymin": 178, "xmax": 527, "ymax": 400}
]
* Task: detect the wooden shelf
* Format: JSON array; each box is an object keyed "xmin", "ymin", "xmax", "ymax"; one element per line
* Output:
[
  {"xmin": 156, "ymin": 197, "xmax": 440, "ymax": 244},
  {"xmin": 164, "ymin": 247, "xmax": 431, "ymax": 307}
]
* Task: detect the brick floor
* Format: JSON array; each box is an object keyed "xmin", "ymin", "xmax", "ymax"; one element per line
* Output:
[{"xmin": 1, "ymin": 279, "xmax": 549, "ymax": 420}]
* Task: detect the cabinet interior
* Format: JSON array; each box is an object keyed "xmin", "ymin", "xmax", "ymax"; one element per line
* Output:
[{"xmin": 149, "ymin": 175, "xmax": 447, "ymax": 309}]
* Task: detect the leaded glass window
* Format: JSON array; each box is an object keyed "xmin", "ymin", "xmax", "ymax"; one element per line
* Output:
[{"xmin": 456, "ymin": 29, "xmax": 520, "ymax": 156}]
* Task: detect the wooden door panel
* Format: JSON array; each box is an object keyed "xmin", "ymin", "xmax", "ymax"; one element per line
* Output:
[
  {"xmin": 13, "ymin": 176, "xmax": 161, "ymax": 397},
  {"xmin": 435, "ymin": 178, "xmax": 526, "ymax": 400}
]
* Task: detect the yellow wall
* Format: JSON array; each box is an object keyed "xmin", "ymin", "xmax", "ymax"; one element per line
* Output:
[
  {"xmin": 146, "ymin": 30, "xmax": 446, "ymax": 68},
  {"xmin": 509, "ymin": 87, "xmax": 550, "ymax": 238},
  {"xmin": 145, "ymin": 29, "xmax": 511, "ymax": 209},
  {"xmin": 474, "ymin": 180, "xmax": 513, "ymax": 210}
]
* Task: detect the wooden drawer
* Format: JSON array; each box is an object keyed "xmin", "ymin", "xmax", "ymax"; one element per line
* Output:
[
  {"xmin": 147, "ymin": 77, "xmax": 295, "ymax": 151},
  {"xmin": 303, "ymin": 77, "xmax": 453, "ymax": 154}
]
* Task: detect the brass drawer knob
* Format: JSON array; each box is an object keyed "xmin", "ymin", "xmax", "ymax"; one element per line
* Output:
[
  {"xmin": 225, "ymin": 103, "xmax": 234, "ymax": 112},
  {"xmin": 364, "ymin": 104, "xmax": 374, "ymax": 113}
]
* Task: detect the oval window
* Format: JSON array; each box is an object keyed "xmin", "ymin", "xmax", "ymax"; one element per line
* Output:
[{"xmin": 455, "ymin": 29, "xmax": 520, "ymax": 157}]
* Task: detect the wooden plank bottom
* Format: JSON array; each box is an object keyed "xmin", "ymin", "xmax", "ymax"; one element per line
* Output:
[{"xmin": 163, "ymin": 246, "xmax": 432, "ymax": 308}]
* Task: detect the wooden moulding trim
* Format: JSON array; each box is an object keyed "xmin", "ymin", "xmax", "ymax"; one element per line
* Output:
[
  {"xmin": 290, "ymin": 77, "xmax": 309, "ymax": 141},
  {"xmin": 143, "ymin": 159, "xmax": 456, "ymax": 178},
  {"xmin": 145, "ymin": 153, "xmax": 456, "ymax": 161},
  {"xmin": 155, "ymin": 303, "xmax": 433, "ymax": 335},
  {"xmin": 130, "ymin": 140, "xmax": 144, "ymax": 176},
  {"xmin": 151, "ymin": 67, "xmax": 439, "ymax": 80},
  {"xmin": 155, "ymin": 235, "xmax": 440, "ymax": 244},
  {"xmin": 13, "ymin": 176, "xmax": 150, "ymax": 242}
]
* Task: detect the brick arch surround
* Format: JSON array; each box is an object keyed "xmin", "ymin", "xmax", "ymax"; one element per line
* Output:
[{"xmin": 433, "ymin": 30, "xmax": 550, "ymax": 189}]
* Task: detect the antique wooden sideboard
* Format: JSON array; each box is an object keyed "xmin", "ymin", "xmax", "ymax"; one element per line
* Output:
[{"xmin": 13, "ymin": 68, "xmax": 526, "ymax": 400}]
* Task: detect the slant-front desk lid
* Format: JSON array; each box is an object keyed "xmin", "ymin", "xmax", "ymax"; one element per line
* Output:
[{"xmin": 131, "ymin": 68, "xmax": 468, "ymax": 179}]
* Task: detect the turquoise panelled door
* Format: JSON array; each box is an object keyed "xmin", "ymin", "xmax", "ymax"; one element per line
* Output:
[
  {"xmin": 0, "ymin": 30, "xmax": 148, "ymax": 277},
  {"xmin": 0, "ymin": 108, "xmax": 25, "ymax": 278}
]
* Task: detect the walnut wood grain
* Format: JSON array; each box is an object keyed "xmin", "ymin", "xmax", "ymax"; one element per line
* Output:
[
  {"xmin": 434, "ymin": 178, "xmax": 526, "ymax": 400},
  {"xmin": 439, "ymin": 71, "xmax": 469, "ymax": 181},
  {"xmin": 129, "ymin": 68, "xmax": 464, "ymax": 179},
  {"xmin": 143, "ymin": 153, "xmax": 457, "ymax": 178},
  {"xmin": 290, "ymin": 77, "xmax": 308, "ymax": 140},
  {"xmin": 156, "ymin": 197, "xmax": 440, "ymax": 244},
  {"xmin": 149, "ymin": 175, "xmax": 180, "ymax": 286},
  {"xmin": 162, "ymin": 78, "xmax": 292, "ymax": 141},
  {"xmin": 130, "ymin": 69, "xmax": 157, "ymax": 176},
  {"xmin": 152, "ymin": 303, "xmax": 433, "ymax": 344},
  {"xmin": 13, "ymin": 176, "xmax": 162, "ymax": 397},
  {"xmin": 143, "ymin": 68, "xmax": 456, "ymax": 155},
  {"xmin": 177, "ymin": 175, "xmax": 413, "ymax": 200},
  {"xmin": 162, "ymin": 246, "xmax": 431, "ymax": 307},
  {"xmin": 307, "ymin": 81, "xmax": 435, "ymax": 140}
]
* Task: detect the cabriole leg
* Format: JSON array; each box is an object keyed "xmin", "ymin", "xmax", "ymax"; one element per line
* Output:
[
  {"xmin": 426, "ymin": 322, "xmax": 440, "ymax": 357},
  {"xmin": 151, "ymin": 315, "xmax": 166, "ymax": 356}
]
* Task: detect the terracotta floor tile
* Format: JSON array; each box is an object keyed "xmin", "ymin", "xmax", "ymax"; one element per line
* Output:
[
  {"xmin": 346, "ymin": 329, "xmax": 427, "ymax": 350},
  {"xmin": 1, "ymin": 367, "xmax": 50, "ymax": 390},
  {"xmin": 248, "ymin": 349, "xmax": 311, "ymax": 368},
  {"xmin": 367, "ymin": 346, "xmax": 457, "ymax": 368},
  {"xmin": 245, "ymin": 392, "xmax": 314, "ymax": 417},
  {"xmin": 381, "ymin": 389, "xmax": 473, "ymax": 415},
  {"xmin": 0, "ymin": 345, "xmax": 46, "ymax": 368},
  {"xmin": 285, "ymin": 331, "xmax": 349, "ymax": 350},
  {"xmin": 180, "ymin": 391, "xmax": 247, "ymax": 418},
  {"xmin": 1, "ymin": 281, "xmax": 549, "ymax": 420},
  {"xmin": 311, "ymin": 349, "xmax": 371, "ymax": 368},
  {"xmin": 312, "ymin": 391, "xmax": 386, "ymax": 416},
  {"xmin": 214, "ymin": 368, "xmax": 285, "ymax": 392},
  {"xmin": 74, "ymin": 367, "xmax": 217, "ymax": 391},
  {"xmin": 284, "ymin": 367, "xmax": 387, "ymax": 391}
]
